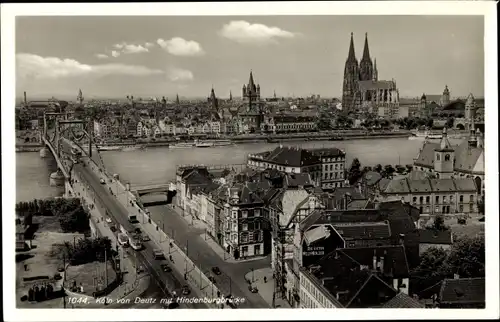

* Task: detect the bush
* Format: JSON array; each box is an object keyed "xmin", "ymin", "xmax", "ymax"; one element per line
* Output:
[{"xmin": 61, "ymin": 237, "xmax": 112, "ymax": 266}]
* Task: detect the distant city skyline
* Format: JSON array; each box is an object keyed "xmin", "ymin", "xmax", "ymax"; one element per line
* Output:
[{"xmin": 16, "ymin": 15, "xmax": 484, "ymax": 100}]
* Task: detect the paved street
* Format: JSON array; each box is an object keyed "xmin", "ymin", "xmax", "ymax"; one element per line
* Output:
[
  {"xmin": 145, "ymin": 204, "xmax": 271, "ymax": 308},
  {"xmin": 72, "ymin": 158, "xmax": 207, "ymax": 309}
]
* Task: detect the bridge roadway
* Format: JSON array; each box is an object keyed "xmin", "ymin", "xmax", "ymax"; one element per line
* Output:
[{"xmin": 73, "ymin": 162, "xmax": 207, "ymax": 309}]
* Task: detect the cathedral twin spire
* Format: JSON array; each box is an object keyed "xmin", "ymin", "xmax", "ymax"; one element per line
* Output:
[{"xmin": 345, "ymin": 32, "xmax": 378, "ymax": 81}]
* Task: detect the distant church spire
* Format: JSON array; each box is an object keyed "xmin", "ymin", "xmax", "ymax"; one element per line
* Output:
[
  {"xmin": 175, "ymin": 93, "xmax": 180, "ymax": 105},
  {"xmin": 373, "ymin": 58, "xmax": 378, "ymax": 81},
  {"xmin": 229, "ymin": 90, "xmax": 232, "ymax": 101},
  {"xmin": 362, "ymin": 32, "xmax": 371, "ymax": 61},
  {"xmin": 347, "ymin": 32, "xmax": 356, "ymax": 61},
  {"xmin": 359, "ymin": 32, "xmax": 374, "ymax": 81}
]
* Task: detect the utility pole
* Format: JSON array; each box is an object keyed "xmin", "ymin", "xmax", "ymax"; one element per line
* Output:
[
  {"xmin": 104, "ymin": 249, "xmax": 108, "ymax": 287},
  {"xmin": 62, "ymin": 254, "xmax": 67, "ymax": 309}
]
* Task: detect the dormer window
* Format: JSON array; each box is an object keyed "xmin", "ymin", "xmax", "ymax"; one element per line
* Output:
[
  {"xmin": 436, "ymin": 154, "xmax": 441, "ymax": 161},
  {"xmin": 445, "ymin": 154, "xmax": 451, "ymax": 161}
]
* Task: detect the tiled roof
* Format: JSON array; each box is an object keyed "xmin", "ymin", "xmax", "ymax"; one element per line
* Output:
[
  {"xmin": 413, "ymin": 142, "xmax": 440, "ymax": 168},
  {"xmin": 284, "ymin": 173, "xmax": 314, "ymax": 188},
  {"xmin": 346, "ymin": 199, "xmax": 370, "ymax": 210},
  {"xmin": 263, "ymin": 146, "xmax": 321, "ymax": 167},
  {"xmin": 384, "ymin": 178, "xmax": 411, "ymax": 194},
  {"xmin": 383, "ymin": 177, "xmax": 477, "ymax": 194},
  {"xmin": 345, "ymin": 273, "xmax": 398, "ymax": 308},
  {"xmin": 452, "ymin": 178, "xmax": 477, "ymax": 192},
  {"xmin": 183, "ymin": 170, "xmax": 212, "ymax": 186},
  {"xmin": 308, "ymin": 147, "xmax": 346, "ymax": 158},
  {"xmin": 439, "ymin": 278, "xmax": 485, "ymax": 305},
  {"xmin": 331, "ymin": 187, "xmax": 365, "ymax": 200},
  {"xmin": 419, "ymin": 229, "xmax": 453, "ymax": 245},
  {"xmin": 382, "ymin": 292, "xmax": 425, "ymax": 308},
  {"xmin": 332, "ymin": 221, "xmax": 391, "ymax": 240},
  {"xmin": 454, "ymin": 141, "xmax": 484, "ymax": 174},
  {"xmin": 340, "ymin": 245, "xmax": 410, "ymax": 278}
]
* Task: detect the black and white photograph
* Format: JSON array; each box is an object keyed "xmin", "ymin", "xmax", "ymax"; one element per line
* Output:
[{"xmin": 2, "ymin": 1, "xmax": 498, "ymax": 321}]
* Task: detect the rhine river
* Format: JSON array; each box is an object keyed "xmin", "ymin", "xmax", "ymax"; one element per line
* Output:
[{"xmin": 16, "ymin": 137, "xmax": 463, "ymax": 201}]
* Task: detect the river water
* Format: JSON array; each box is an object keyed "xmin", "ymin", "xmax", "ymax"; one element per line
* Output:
[{"xmin": 16, "ymin": 137, "xmax": 462, "ymax": 201}]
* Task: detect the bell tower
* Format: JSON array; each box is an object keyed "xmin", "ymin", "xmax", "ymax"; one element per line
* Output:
[
  {"xmin": 341, "ymin": 32, "xmax": 360, "ymax": 112},
  {"xmin": 434, "ymin": 127, "xmax": 455, "ymax": 179}
]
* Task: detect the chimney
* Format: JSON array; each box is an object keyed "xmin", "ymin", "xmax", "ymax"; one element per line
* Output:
[
  {"xmin": 23, "ymin": 91, "xmax": 27, "ymax": 105},
  {"xmin": 372, "ymin": 251, "xmax": 377, "ymax": 270}
]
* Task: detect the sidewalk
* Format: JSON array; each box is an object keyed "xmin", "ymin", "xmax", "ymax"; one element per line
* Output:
[
  {"xmin": 244, "ymin": 268, "xmax": 290, "ymax": 309},
  {"xmin": 70, "ymin": 175, "xmax": 150, "ymax": 307}
]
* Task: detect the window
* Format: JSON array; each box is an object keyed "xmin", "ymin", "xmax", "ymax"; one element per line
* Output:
[
  {"xmin": 242, "ymin": 246, "xmax": 248, "ymax": 255},
  {"xmin": 436, "ymin": 153, "xmax": 441, "ymax": 161},
  {"xmin": 470, "ymin": 195, "xmax": 474, "ymax": 203},
  {"xmin": 254, "ymin": 209, "xmax": 260, "ymax": 217},
  {"xmin": 241, "ymin": 232, "xmax": 248, "ymax": 243},
  {"xmin": 242, "ymin": 223, "xmax": 248, "ymax": 231},
  {"xmin": 445, "ymin": 154, "xmax": 451, "ymax": 161},
  {"xmin": 450, "ymin": 195, "xmax": 454, "ymax": 202},
  {"xmin": 419, "ymin": 207, "xmax": 423, "ymax": 213},
  {"xmin": 459, "ymin": 205, "xmax": 464, "ymax": 212},
  {"xmin": 426, "ymin": 196, "xmax": 430, "ymax": 203},
  {"xmin": 254, "ymin": 231, "xmax": 260, "ymax": 241},
  {"xmin": 335, "ymin": 164, "xmax": 338, "ymax": 170},
  {"xmin": 420, "ymin": 196, "xmax": 424, "ymax": 204},
  {"xmin": 435, "ymin": 196, "xmax": 439, "ymax": 203},
  {"xmin": 254, "ymin": 244, "xmax": 261, "ymax": 255},
  {"xmin": 249, "ymin": 233, "xmax": 254, "ymax": 242},
  {"xmin": 242, "ymin": 210, "xmax": 248, "ymax": 218},
  {"xmin": 435, "ymin": 206, "xmax": 439, "ymax": 213},
  {"xmin": 443, "ymin": 196, "xmax": 447, "ymax": 203},
  {"xmin": 413, "ymin": 197, "xmax": 417, "ymax": 203},
  {"xmin": 460, "ymin": 195, "xmax": 464, "ymax": 202}
]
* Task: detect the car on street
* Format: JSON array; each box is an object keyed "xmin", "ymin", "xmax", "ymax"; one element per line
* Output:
[
  {"xmin": 212, "ymin": 266, "xmax": 221, "ymax": 275},
  {"xmin": 105, "ymin": 217, "xmax": 112, "ymax": 223},
  {"xmin": 181, "ymin": 285, "xmax": 191, "ymax": 295},
  {"xmin": 153, "ymin": 249, "xmax": 165, "ymax": 260},
  {"xmin": 141, "ymin": 235, "xmax": 150, "ymax": 242},
  {"xmin": 99, "ymin": 178, "xmax": 105, "ymax": 184},
  {"xmin": 160, "ymin": 263, "xmax": 172, "ymax": 272}
]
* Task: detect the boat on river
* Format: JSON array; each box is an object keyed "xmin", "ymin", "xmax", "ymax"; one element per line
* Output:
[
  {"xmin": 170, "ymin": 142, "xmax": 195, "ymax": 149},
  {"xmin": 97, "ymin": 145, "xmax": 123, "ymax": 152},
  {"xmin": 409, "ymin": 130, "xmax": 442, "ymax": 140}
]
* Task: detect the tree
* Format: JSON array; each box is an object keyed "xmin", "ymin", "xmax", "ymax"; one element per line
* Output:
[
  {"xmin": 381, "ymin": 164, "xmax": 395, "ymax": 178},
  {"xmin": 374, "ymin": 164, "xmax": 383, "ymax": 173},
  {"xmin": 446, "ymin": 236, "xmax": 485, "ymax": 278},
  {"xmin": 431, "ymin": 215, "xmax": 447, "ymax": 231},
  {"xmin": 395, "ymin": 165, "xmax": 406, "ymax": 175},
  {"xmin": 410, "ymin": 247, "xmax": 449, "ymax": 295},
  {"xmin": 347, "ymin": 158, "xmax": 363, "ymax": 185}
]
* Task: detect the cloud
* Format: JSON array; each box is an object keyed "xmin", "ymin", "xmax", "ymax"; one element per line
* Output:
[
  {"xmin": 111, "ymin": 50, "xmax": 121, "ymax": 58},
  {"xmin": 117, "ymin": 43, "xmax": 149, "ymax": 54},
  {"xmin": 95, "ymin": 53, "xmax": 109, "ymax": 59},
  {"xmin": 166, "ymin": 67, "xmax": 194, "ymax": 82},
  {"xmin": 220, "ymin": 20, "xmax": 296, "ymax": 45},
  {"xmin": 145, "ymin": 42, "xmax": 154, "ymax": 48},
  {"xmin": 16, "ymin": 53, "xmax": 164, "ymax": 79},
  {"xmin": 157, "ymin": 37, "xmax": 204, "ymax": 56}
]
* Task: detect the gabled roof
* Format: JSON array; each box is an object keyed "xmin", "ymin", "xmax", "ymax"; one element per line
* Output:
[
  {"xmin": 332, "ymin": 221, "xmax": 391, "ymax": 240},
  {"xmin": 454, "ymin": 140, "xmax": 484, "ymax": 174},
  {"xmin": 263, "ymin": 146, "xmax": 321, "ymax": 167},
  {"xmin": 382, "ymin": 292, "xmax": 425, "ymax": 308},
  {"xmin": 340, "ymin": 245, "xmax": 410, "ymax": 278},
  {"xmin": 309, "ymin": 147, "xmax": 346, "ymax": 158},
  {"xmin": 284, "ymin": 173, "xmax": 314, "ymax": 188},
  {"xmin": 439, "ymin": 278, "xmax": 485, "ymax": 305}
]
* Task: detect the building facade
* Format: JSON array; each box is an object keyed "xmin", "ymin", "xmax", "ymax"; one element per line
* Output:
[{"xmin": 309, "ymin": 148, "xmax": 346, "ymax": 190}]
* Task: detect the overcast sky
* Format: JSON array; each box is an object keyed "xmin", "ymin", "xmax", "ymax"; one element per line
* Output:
[{"xmin": 15, "ymin": 15, "xmax": 484, "ymax": 100}]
